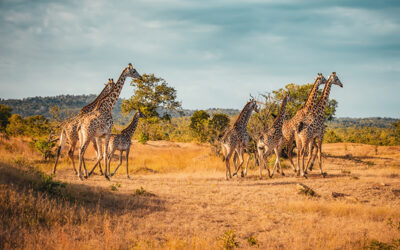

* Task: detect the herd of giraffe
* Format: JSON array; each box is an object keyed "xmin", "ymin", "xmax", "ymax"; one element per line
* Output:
[
  {"xmin": 52, "ymin": 64, "xmax": 342, "ymax": 181},
  {"xmin": 53, "ymin": 64, "xmax": 144, "ymax": 180},
  {"xmin": 221, "ymin": 72, "xmax": 342, "ymax": 180}
]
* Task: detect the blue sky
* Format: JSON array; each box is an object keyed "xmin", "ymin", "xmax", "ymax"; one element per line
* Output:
[{"xmin": 0, "ymin": 0, "xmax": 399, "ymax": 118}]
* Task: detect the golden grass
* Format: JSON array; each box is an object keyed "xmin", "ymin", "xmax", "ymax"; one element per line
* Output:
[{"xmin": 1, "ymin": 137, "xmax": 400, "ymax": 249}]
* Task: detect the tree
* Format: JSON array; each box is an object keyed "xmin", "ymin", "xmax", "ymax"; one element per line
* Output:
[
  {"xmin": 272, "ymin": 83, "xmax": 338, "ymax": 120},
  {"xmin": 0, "ymin": 104, "xmax": 12, "ymax": 132},
  {"xmin": 6, "ymin": 114, "xmax": 26, "ymax": 136},
  {"xmin": 208, "ymin": 113, "xmax": 230, "ymax": 142},
  {"xmin": 25, "ymin": 115, "xmax": 51, "ymax": 137},
  {"xmin": 121, "ymin": 74, "xmax": 181, "ymax": 118},
  {"xmin": 121, "ymin": 73, "xmax": 181, "ymax": 142},
  {"xmin": 190, "ymin": 110, "xmax": 210, "ymax": 142}
]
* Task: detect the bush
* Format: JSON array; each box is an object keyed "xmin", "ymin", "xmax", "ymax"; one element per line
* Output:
[{"xmin": 30, "ymin": 138, "xmax": 56, "ymax": 160}]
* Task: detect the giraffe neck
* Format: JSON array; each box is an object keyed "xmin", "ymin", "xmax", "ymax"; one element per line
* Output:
[
  {"xmin": 96, "ymin": 70, "xmax": 127, "ymax": 113},
  {"xmin": 304, "ymin": 78, "xmax": 321, "ymax": 112},
  {"xmin": 234, "ymin": 102, "xmax": 253, "ymax": 133},
  {"xmin": 121, "ymin": 112, "xmax": 140, "ymax": 137},
  {"xmin": 79, "ymin": 84, "xmax": 112, "ymax": 115},
  {"xmin": 314, "ymin": 77, "xmax": 333, "ymax": 119},
  {"xmin": 273, "ymin": 95, "xmax": 289, "ymax": 129}
]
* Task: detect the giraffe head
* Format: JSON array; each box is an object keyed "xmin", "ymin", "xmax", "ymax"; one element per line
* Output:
[
  {"xmin": 105, "ymin": 78, "xmax": 114, "ymax": 87},
  {"xmin": 328, "ymin": 72, "xmax": 343, "ymax": 87},
  {"xmin": 316, "ymin": 73, "xmax": 327, "ymax": 86},
  {"xmin": 124, "ymin": 63, "xmax": 142, "ymax": 80},
  {"xmin": 248, "ymin": 96, "xmax": 260, "ymax": 113}
]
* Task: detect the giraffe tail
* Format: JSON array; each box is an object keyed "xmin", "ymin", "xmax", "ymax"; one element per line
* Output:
[{"xmin": 53, "ymin": 129, "xmax": 66, "ymax": 174}]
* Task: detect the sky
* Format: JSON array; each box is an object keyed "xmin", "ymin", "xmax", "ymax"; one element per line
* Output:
[{"xmin": 0, "ymin": 0, "xmax": 399, "ymax": 118}]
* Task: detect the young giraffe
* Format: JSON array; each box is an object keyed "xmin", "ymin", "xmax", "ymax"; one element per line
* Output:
[
  {"xmin": 77, "ymin": 63, "xmax": 142, "ymax": 180},
  {"xmin": 220, "ymin": 99, "xmax": 259, "ymax": 180},
  {"xmin": 281, "ymin": 73, "xmax": 327, "ymax": 172},
  {"xmin": 107, "ymin": 109, "xmax": 146, "ymax": 178},
  {"xmin": 295, "ymin": 72, "xmax": 343, "ymax": 178},
  {"xmin": 256, "ymin": 93, "xmax": 291, "ymax": 178},
  {"xmin": 52, "ymin": 78, "xmax": 114, "ymax": 175}
]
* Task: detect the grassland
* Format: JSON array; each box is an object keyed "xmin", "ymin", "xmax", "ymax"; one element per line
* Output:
[{"xmin": 1, "ymin": 136, "xmax": 400, "ymax": 249}]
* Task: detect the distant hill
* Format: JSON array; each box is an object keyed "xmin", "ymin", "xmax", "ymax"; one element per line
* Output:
[
  {"xmin": 327, "ymin": 117, "xmax": 397, "ymax": 128},
  {"xmin": 0, "ymin": 95, "xmax": 239, "ymax": 124}
]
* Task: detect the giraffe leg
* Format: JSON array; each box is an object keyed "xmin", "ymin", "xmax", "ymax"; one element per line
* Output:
[
  {"xmin": 88, "ymin": 138, "xmax": 103, "ymax": 176},
  {"xmin": 257, "ymin": 146, "xmax": 264, "ymax": 179},
  {"xmin": 287, "ymin": 138, "xmax": 297, "ymax": 172},
  {"xmin": 225, "ymin": 149, "xmax": 234, "ymax": 180},
  {"xmin": 232, "ymin": 151, "xmax": 239, "ymax": 177},
  {"xmin": 103, "ymin": 135, "xmax": 110, "ymax": 180},
  {"xmin": 78, "ymin": 140, "xmax": 90, "ymax": 180},
  {"xmin": 67, "ymin": 143, "xmax": 78, "ymax": 175},
  {"xmin": 317, "ymin": 139, "xmax": 326, "ymax": 177},
  {"xmin": 269, "ymin": 148, "xmax": 281, "ymax": 178},
  {"xmin": 308, "ymin": 140, "xmax": 318, "ymax": 172},
  {"xmin": 111, "ymin": 150, "xmax": 123, "ymax": 177},
  {"xmin": 236, "ymin": 148, "xmax": 245, "ymax": 178},
  {"xmin": 299, "ymin": 145, "xmax": 308, "ymax": 179},
  {"xmin": 304, "ymin": 142, "xmax": 313, "ymax": 175},
  {"xmin": 126, "ymin": 149, "xmax": 130, "ymax": 179},
  {"xmin": 243, "ymin": 153, "xmax": 251, "ymax": 177}
]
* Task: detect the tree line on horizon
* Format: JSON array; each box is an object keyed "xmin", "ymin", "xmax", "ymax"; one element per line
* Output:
[{"xmin": 0, "ymin": 74, "xmax": 399, "ymax": 160}]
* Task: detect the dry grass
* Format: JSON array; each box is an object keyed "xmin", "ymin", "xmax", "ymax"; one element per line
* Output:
[{"xmin": 1, "ymin": 136, "xmax": 400, "ymax": 249}]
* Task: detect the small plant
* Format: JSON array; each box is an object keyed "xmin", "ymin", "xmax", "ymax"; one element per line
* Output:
[
  {"xmin": 12, "ymin": 156, "xmax": 31, "ymax": 167},
  {"xmin": 366, "ymin": 161, "xmax": 375, "ymax": 166},
  {"xmin": 38, "ymin": 173, "xmax": 67, "ymax": 197},
  {"xmin": 297, "ymin": 184, "xmax": 317, "ymax": 197},
  {"xmin": 219, "ymin": 230, "xmax": 239, "ymax": 249},
  {"xmin": 247, "ymin": 235, "xmax": 258, "ymax": 246},
  {"xmin": 365, "ymin": 239, "xmax": 400, "ymax": 250},
  {"xmin": 134, "ymin": 186, "xmax": 155, "ymax": 196},
  {"xmin": 110, "ymin": 183, "xmax": 121, "ymax": 191}
]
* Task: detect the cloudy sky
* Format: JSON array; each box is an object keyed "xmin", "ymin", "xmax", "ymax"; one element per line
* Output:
[{"xmin": 0, "ymin": 0, "xmax": 399, "ymax": 117}]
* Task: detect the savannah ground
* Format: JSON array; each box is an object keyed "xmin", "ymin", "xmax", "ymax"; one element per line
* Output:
[{"xmin": 1, "ymin": 137, "xmax": 400, "ymax": 249}]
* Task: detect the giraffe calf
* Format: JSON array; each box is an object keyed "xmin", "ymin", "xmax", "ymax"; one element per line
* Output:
[{"xmin": 107, "ymin": 110, "xmax": 146, "ymax": 178}]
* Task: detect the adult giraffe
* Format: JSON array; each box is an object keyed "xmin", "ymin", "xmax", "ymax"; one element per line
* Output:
[
  {"xmin": 77, "ymin": 63, "xmax": 142, "ymax": 180},
  {"xmin": 281, "ymin": 73, "xmax": 327, "ymax": 172},
  {"xmin": 220, "ymin": 98, "xmax": 259, "ymax": 180},
  {"xmin": 257, "ymin": 93, "xmax": 291, "ymax": 178},
  {"xmin": 52, "ymin": 78, "xmax": 114, "ymax": 175},
  {"xmin": 295, "ymin": 72, "xmax": 343, "ymax": 178}
]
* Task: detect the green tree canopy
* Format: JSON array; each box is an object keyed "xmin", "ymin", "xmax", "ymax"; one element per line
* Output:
[
  {"xmin": 121, "ymin": 74, "xmax": 181, "ymax": 118},
  {"xmin": 272, "ymin": 83, "xmax": 338, "ymax": 120},
  {"xmin": 0, "ymin": 104, "xmax": 12, "ymax": 132},
  {"xmin": 190, "ymin": 110, "xmax": 210, "ymax": 142}
]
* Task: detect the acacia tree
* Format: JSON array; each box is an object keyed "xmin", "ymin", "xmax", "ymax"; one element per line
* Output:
[{"xmin": 121, "ymin": 74, "xmax": 181, "ymax": 142}]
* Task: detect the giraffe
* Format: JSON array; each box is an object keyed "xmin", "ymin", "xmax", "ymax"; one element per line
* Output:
[
  {"xmin": 105, "ymin": 109, "xmax": 146, "ymax": 178},
  {"xmin": 77, "ymin": 63, "xmax": 142, "ymax": 180},
  {"xmin": 220, "ymin": 98, "xmax": 259, "ymax": 180},
  {"xmin": 281, "ymin": 73, "xmax": 327, "ymax": 172},
  {"xmin": 256, "ymin": 93, "xmax": 291, "ymax": 178},
  {"xmin": 52, "ymin": 78, "xmax": 115, "ymax": 175},
  {"xmin": 295, "ymin": 72, "xmax": 343, "ymax": 178}
]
